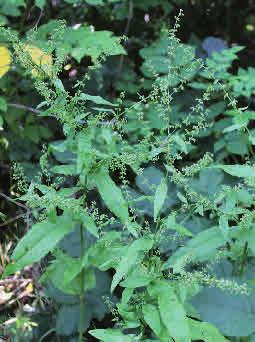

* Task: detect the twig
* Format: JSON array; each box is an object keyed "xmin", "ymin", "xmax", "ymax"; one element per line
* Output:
[
  {"xmin": 0, "ymin": 191, "xmax": 31, "ymax": 230},
  {"xmin": 115, "ymin": 0, "xmax": 133, "ymax": 81},
  {"xmin": 0, "ymin": 213, "xmax": 26, "ymax": 228},
  {"xmin": 33, "ymin": 10, "xmax": 43, "ymax": 29},
  {"xmin": 8, "ymin": 103, "xmax": 42, "ymax": 115}
]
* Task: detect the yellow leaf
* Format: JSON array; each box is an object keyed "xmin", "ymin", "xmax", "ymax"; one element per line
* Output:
[
  {"xmin": 23, "ymin": 44, "xmax": 53, "ymax": 77},
  {"xmin": 26, "ymin": 282, "xmax": 33, "ymax": 294},
  {"xmin": 0, "ymin": 46, "xmax": 11, "ymax": 78}
]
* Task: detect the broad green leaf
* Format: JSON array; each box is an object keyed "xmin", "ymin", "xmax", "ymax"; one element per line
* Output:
[
  {"xmin": 94, "ymin": 167, "xmax": 138, "ymax": 237},
  {"xmin": 212, "ymin": 164, "xmax": 255, "ymax": 178},
  {"xmin": 165, "ymin": 214, "xmax": 193, "ymax": 237},
  {"xmin": 35, "ymin": 0, "xmax": 46, "ymax": 9},
  {"xmin": 142, "ymin": 304, "xmax": 161, "ymax": 336},
  {"xmin": 0, "ymin": 96, "xmax": 7, "ymax": 112},
  {"xmin": 86, "ymin": 0, "xmax": 104, "ymax": 4},
  {"xmin": 5, "ymin": 214, "xmax": 75, "ymax": 275},
  {"xmin": 89, "ymin": 329, "xmax": 135, "ymax": 341},
  {"xmin": 154, "ymin": 177, "xmax": 168, "ymax": 221},
  {"xmin": 79, "ymin": 93, "xmax": 117, "ymax": 107},
  {"xmin": 117, "ymin": 302, "xmax": 140, "ymax": 328},
  {"xmin": 37, "ymin": 22, "xmax": 126, "ymax": 63},
  {"xmin": 120, "ymin": 266, "xmax": 155, "ymax": 288},
  {"xmin": 80, "ymin": 211, "xmax": 98, "ymax": 238},
  {"xmin": 77, "ymin": 130, "xmax": 94, "ymax": 176},
  {"xmin": 111, "ymin": 236, "xmax": 154, "ymax": 292},
  {"xmin": 188, "ymin": 318, "xmax": 229, "ymax": 342},
  {"xmin": 56, "ymin": 303, "xmax": 91, "ymax": 335},
  {"xmin": 163, "ymin": 227, "xmax": 225, "ymax": 270},
  {"xmin": 191, "ymin": 287, "xmax": 255, "ymax": 337},
  {"xmin": 156, "ymin": 282, "xmax": 190, "ymax": 339},
  {"xmin": 41, "ymin": 250, "xmax": 96, "ymax": 295},
  {"xmin": 63, "ymin": 26, "xmax": 126, "ymax": 63},
  {"xmin": 219, "ymin": 215, "xmax": 229, "ymax": 240},
  {"xmin": 51, "ymin": 164, "xmax": 77, "ymax": 175},
  {"xmin": 89, "ymin": 232, "xmax": 125, "ymax": 270},
  {"xmin": 121, "ymin": 288, "xmax": 134, "ymax": 305}
]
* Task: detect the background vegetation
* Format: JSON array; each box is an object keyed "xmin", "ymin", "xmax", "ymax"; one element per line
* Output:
[{"xmin": 1, "ymin": 0, "xmax": 255, "ymax": 341}]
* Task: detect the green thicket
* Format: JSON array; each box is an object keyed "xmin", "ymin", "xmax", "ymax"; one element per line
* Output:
[{"xmin": 1, "ymin": 1, "xmax": 255, "ymax": 342}]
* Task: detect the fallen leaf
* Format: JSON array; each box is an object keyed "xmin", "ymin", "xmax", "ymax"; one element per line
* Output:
[
  {"xmin": 0, "ymin": 46, "xmax": 11, "ymax": 78},
  {"xmin": 23, "ymin": 44, "xmax": 52, "ymax": 77}
]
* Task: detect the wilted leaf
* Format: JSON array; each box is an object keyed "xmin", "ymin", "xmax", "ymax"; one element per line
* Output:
[
  {"xmin": 23, "ymin": 44, "xmax": 52, "ymax": 77},
  {"xmin": 0, "ymin": 46, "xmax": 11, "ymax": 78}
]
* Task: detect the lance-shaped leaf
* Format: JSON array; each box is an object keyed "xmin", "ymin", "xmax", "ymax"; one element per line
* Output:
[
  {"xmin": 4, "ymin": 214, "xmax": 75, "ymax": 276},
  {"xmin": 80, "ymin": 211, "xmax": 98, "ymax": 238},
  {"xmin": 111, "ymin": 236, "xmax": 154, "ymax": 292},
  {"xmin": 89, "ymin": 329, "xmax": 135, "ymax": 342},
  {"xmin": 77, "ymin": 130, "xmax": 94, "ymax": 176},
  {"xmin": 41, "ymin": 250, "xmax": 95, "ymax": 295},
  {"xmin": 211, "ymin": 164, "xmax": 255, "ymax": 178},
  {"xmin": 163, "ymin": 227, "xmax": 225, "ymax": 270},
  {"xmin": 94, "ymin": 167, "xmax": 138, "ymax": 237},
  {"xmin": 154, "ymin": 177, "xmax": 168, "ymax": 222},
  {"xmin": 150, "ymin": 281, "xmax": 190, "ymax": 339},
  {"xmin": 79, "ymin": 93, "xmax": 117, "ymax": 106},
  {"xmin": 142, "ymin": 304, "xmax": 170, "ymax": 341},
  {"xmin": 188, "ymin": 318, "xmax": 229, "ymax": 342}
]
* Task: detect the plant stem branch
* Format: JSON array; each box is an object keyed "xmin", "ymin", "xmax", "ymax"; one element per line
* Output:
[
  {"xmin": 239, "ymin": 241, "xmax": 248, "ymax": 276},
  {"xmin": 79, "ymin": 224, "xmax": 85, "ymax": 342},
  {"xmin": 0, "ymin": 191, "xmax": 31, "ymax": 230},
  {"xmin": 116, "ymin": 0, "xmax": 133, "ymax": 80},
  {"xmin": 8, "ymin": 103, "xmax": 42, "ymax": 115}
]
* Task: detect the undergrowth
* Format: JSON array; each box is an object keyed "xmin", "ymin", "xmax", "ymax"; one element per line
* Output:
[{"xmin": 1, "ymin": 8, "xmax": 255, "ymax": 342}]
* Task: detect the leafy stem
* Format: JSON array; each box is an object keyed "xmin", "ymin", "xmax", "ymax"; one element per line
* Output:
[
  {"xmin": 239, "ymin": 241, "xmax": 248, "ymax": 276},
  {"xmin": 79, "ymin": 223, "xmax": 86, "ymax": 342}
]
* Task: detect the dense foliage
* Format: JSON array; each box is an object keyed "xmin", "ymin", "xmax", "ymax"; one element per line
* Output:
[{"xmin": 1, "ymin": 1, "xmax": 255, "ymax": 341}]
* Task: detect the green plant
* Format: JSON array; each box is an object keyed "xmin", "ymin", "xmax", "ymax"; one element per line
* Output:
[
  {"xmin": 2, "ymin": 1, "xmax": 255, "ymax": 341},
  {"xmin": 1, "ymin": 12, "xmax": 255, "ymax": 342}
]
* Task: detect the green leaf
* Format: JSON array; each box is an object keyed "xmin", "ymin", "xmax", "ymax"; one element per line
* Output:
[
  {"xmin": 188, "ymin": 318, "xmax": 229, "ymax": 342},
  {"xmin": 120, "ymin": 266, "xmax": 155, "ymax": 288},
  {"xmin": 94, "ymin": 167, "xmax": 138, "ymax": 237},
  {"xmin": 35, "ymin": 0, "xmax": 46, "ymax": 9},
  {"xmin": 191, "ymin": 287, "xmax": 255, "ymax": 337},
  {"xmin": 111, "ymin": 236, "xmax": 154, "ymax": 292},
  {"xmin": 51, "ymin": 164, "xmax": 78, "ymax": 175},
  {"xmin": 212, "ymin": 164, "xmax": 255, "ymax": 178},
  {"xmin": 89, "ymin": 329, "xmax": 135, "ymax": 341},
  {"xmin": 142, "ymin": 304, "xmax": 161, "ymax": 336},
  {"xmin": 56, "ymin": 304, "xmax": 92, "ymax": 335},
  {"xmin": 154, "ymin": 177, "xmax": 168, "ymax": 221},
  {"xmin": 0, "ymin": 96, "xmax": 7, "ymax": 112},
  {"xmin": 77, "ymin": 130, "xmax": 94, "ymax": 177},
  {"xmin": 163, "ymin": 227, "xmax": 225, "ymax": 270},
  {"xmin": 164, "ymin": 213, "xmax": 193, "ymax": 237},
  {"xmin": 219, "ymin": 215, "xmax": 229, "ymax": 240},
  {"xmin": 41, "ymin": 250, "xmax": 95, "ymax": 295},
  {"xmin": 80, "ymin": 211, "xmax": 98, "ymax": 238},
  {"xmin": 79, "ymin": 93, "xmax": 117, "ymax": 107},
  {"xmin": 5, "ymin": 214, "xmax": 75, "ymax": 275},
  {"xmin": 64, "ymin": 26, "xmax": 126, "ymax": 63},
  {"xmin": 156, "ymin": 281, "xmax": 190, "ymax": 339}
]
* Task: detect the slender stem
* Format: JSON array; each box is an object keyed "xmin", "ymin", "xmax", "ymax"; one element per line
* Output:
[
  {"xmin": 79, "ymin": 224, "xmax": 86, "ymax": 342},
  {"xmin": 8, "ymin": 103, "xmax": 42, "ymax": 115},
  {"xmin": 115, "ymin": 0, "xmax": 133, "ymax": 80},
  {"xmin": 239, "ymin": 241, "xmax": 248, "ymax": 276}
]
